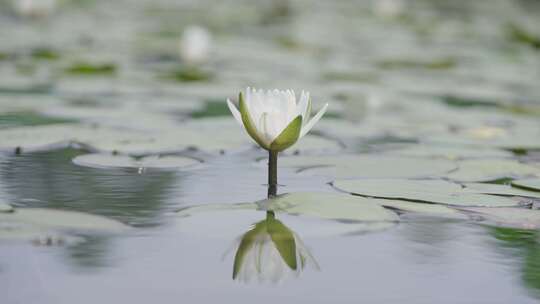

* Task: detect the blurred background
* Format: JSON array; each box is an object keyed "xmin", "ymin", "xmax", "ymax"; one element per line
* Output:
[{"xmin": 0, "ymin": 0, "xmax": 539, "ymax": 123}]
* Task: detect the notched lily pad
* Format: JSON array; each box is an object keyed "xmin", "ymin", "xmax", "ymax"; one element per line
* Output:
[
  {"xmin": 72, "ymin": 153, "xmax": 201, "ymax": 170},
  {"xmin": 334, "ymin": 179, "xmax": 523, "ymax": 207},
  {"xmin": 262, "ymin": 192, "xmax": 400, "ymax": 222}
]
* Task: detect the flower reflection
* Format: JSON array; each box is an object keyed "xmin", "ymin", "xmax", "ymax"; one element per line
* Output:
[{"xmin": 231, "ymin": 211, "xmax": 319, "ymax": 283}]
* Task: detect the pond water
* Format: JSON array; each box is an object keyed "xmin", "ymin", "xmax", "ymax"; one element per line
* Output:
[
  {"xmin": 2, "ymin": 149, "xmax": 540, "ymax": 304},
  {"xmin": 1, "ymin": 0, "xmax": 540, "ymax": 303}
]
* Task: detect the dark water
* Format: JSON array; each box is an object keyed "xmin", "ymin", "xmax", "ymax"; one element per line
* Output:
[{"xmin": 1, "ymin": 149, "xmax": 540, "ymax": 304}]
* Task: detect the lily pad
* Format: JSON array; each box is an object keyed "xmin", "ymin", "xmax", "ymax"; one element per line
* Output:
[
  {"xmin": 279, "ymin": 155, "xmax": 456, "ymax": 179},
  {"xmin": 72, "ymin": 153, "xmax": 201, "ymax": 170},
  {"xmin": 512, "ymin": 179, "xmax": 540, "ymax": 192},
  {"xmin": 0, "ymin": 122, "xmax": 251, "ymax": 154},
  {"xmin": 0, "ymin": 112, "xmax": 76, "ymax": 129},
  {"xmin": 333, "ymin": 179, "xmax": 523, "ymax": 207},
  {"xmin": 375, "ymin": 200, "xmax": 465, "ymax": 218},
  {"xmin": 0, "ymin": 208, "xmax": 131, "ymax": 234},
  {"xmin": 463, "ymin": 183, "xmax": 540, "ymax": 199},
  {"xmin": 446, "ymin": 159, "xmax": 540, "ymax": 182},
  {"xmin": 385, "ymin": 145, "xmax": 512, "ymax": 160},
  {"xmin": 262, "ymin": 192, "xmax": 400, "ymax": 222},
  {"xmin": 286, "ymin": 135, "xmax": 343, "ymax": 154},
  {"xmin": 460, "ymin": 207, "xmax": 540, "ymax": 229},
  {"xmin": 65, "ymin": 62, "xmax": 117, "ymax": 75}
]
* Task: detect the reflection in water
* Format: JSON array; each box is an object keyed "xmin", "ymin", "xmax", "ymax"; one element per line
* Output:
[
  {"xmin": 231, "ymin": 211, "xmax": 319, "ymax": 283},
  {"xmin": 0, "ymin": 148, "xmax": 181, "ymax": 269},
  {"xmin": 0, "ymin": 148, "xmax": 180, "ymax": 226},
  {"xmin": 490, "ymin": 227, "xmax": 540, "ymax": 299}
]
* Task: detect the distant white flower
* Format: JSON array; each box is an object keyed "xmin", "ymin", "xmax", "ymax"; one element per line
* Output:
[
  {"xmin": 232, "ymin": 214, "xmax": 319, "ymax": 283},
  {"xmin": 179, "ymin": 25, "xmax": 211, "ymax": 65},
  {"xmin": 227, "ymin": 88, "xmax": 328, "ymax": 152},
  {"xmin": 373, "ymin": 0, "xmax": 405, "ymax": 18},
  {"xmin": 13, "ymin": 0, "xmax": 56, "ymax": 18}
]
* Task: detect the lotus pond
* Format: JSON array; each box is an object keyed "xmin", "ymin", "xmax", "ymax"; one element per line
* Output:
[{"xmin": 2, "ymin": 0, "xmax": 540, "ymax": 303}]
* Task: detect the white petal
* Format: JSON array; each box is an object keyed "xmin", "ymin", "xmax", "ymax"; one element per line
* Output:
[
  {"xmin": 297, "ymin": 91, "xmax": 310, "ymax": 123},
  {"xmin": 300, "ymin": 103, "xmax": 328, "ymax": 138},
  {"xmin": 227, "ymin": 99, "xmax": 243, "ymax": 126}
]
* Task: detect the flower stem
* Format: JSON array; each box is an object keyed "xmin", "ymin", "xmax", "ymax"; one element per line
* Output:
[{"xmin": 268, "ymin": 150, "xmax": 278, "ymax": 198}]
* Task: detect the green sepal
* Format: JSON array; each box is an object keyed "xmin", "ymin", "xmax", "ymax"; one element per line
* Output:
[
  {"xmin": 239, "ymin": 92, "xmax": 270, "ymax": 150},
  {"xmin": 270, "ymin": 115, "xmax": 302, "ymax": 152}
]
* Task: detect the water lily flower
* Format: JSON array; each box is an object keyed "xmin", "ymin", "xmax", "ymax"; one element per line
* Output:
[
  {"xmin": 227, "ymin": 87, "xmax": 328, "ymax": 196},
  {"xmin": 232, "ymin": 212, "xmax": 318, "ymax": 283},
  {"xmin": 227, "ymin": 88, "xmax": 328, "ymax": 152},
  {"xmin": 13, "ymin": 0, "xmax": 56, "ymax": 18},
  {"xmin": 179, "ymin": 25, "xmax": 212, "ymax": 65}
]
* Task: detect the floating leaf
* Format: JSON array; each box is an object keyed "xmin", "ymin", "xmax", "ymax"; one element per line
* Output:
[
  {"xmin": 446, "ymin": 159, "xmax": 540, "ymax": 182},
  {"xmin": 72, "ymin": 154, "xmax": 201, "ymax": 170},
  {"xmin": 376, "ymin": 200, "xmax": 465, "ymax": 218},
  {"xmin": 512, "ymin": 179, "xmax": 540, "ymax": 192},
  {"xmin": 463, "ymin": 183, "xmax": 540, "ymax": 199},
  {"xmin": 385, "ymin": 145, "xmax": 512, "ymax": 160},
  {"xmin": 65, "ymin": 62, "xmax": 117, "ymax": 75},
  {"xmin": 278, "ymin": 155, "xmax": 456, "ymax": 179},
  {"xmin": 263, "ymin": 192, "xmax": 400, "ymax": 222},
  {"xmin": 0, "ymin": 208, "xmax": 131, "ymax": 234},
  {"xmin": 334, "ymin": 179, "xmax": 523, "ymax": 207}
]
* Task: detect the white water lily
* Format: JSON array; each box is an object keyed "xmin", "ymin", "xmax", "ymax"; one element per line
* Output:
[
  {"xmin": 227, "ymin": 88, "xmax": 328, "ymax": 152},
  {"xmin": 179, "ymin": 25, "xmax": 212, "ymax": 65}
]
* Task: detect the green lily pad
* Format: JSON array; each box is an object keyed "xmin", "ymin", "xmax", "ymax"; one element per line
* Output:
[
  {"xmin": 0, "ymin": 208, "xmax": 131, "ymax": 234},
  {"xmin": 279, "ymin": 155, "xmax": 456, "ymax": 179},
  {"xmin": 0, "ymin": 122, "xmax": 251, "ymax": 154},
  {"xmin": 424, "ymin": 124, "xmax": 540, "ymax": 150},
  {"xmin": 333, "ymin": 179, "xmax": 523, "ymax": 207},
  {"xmin": 65, "ymin": 62, "xmax": 117, "ymax": 75},
  {"xmin": 72, "ymin": 153, "xmax": 201, "ymax": 170},
  {"xmin": 376, "ymin": 200, "xmax": 465, "ymax": 218},
  {"xmin": 0, "ymin": 124, "xmax": 79, "ymax": 152},
  {"xmin": 262, "ymin": 192, "xmax": 400, "ymax": 222},
  {"xmin": 460, "ymin": 207, "xmax": 540, "ymax": 229},
  {"xmin": 386, "ymin": 145, "xmax": 512, "ymax": 160},
  {"xmin": 463, "ymin": 183, "xmax": 540, "ymax": 199},
  {"xmin": 0, "ymin": 112, "xmax": 76, "ymax": 129},
  {"xmin": 512, "ymin": 179, "xmax": 540, "ymax": 192},
  {"xmin": 446, "ymin": 159, "xmax": 540, "ymax": 182},
  {"xmin": 287, "ymin": 135, "xmax": 343, "ymax": 154}
]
